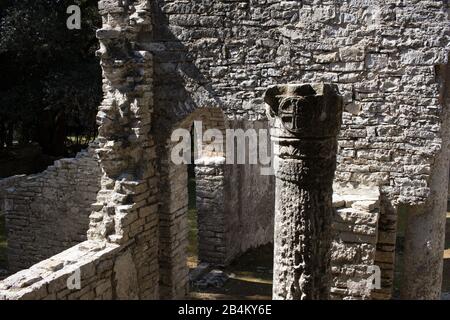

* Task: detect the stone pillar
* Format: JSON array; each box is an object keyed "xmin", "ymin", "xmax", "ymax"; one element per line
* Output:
[
  {"xmin": 195, "ymin": 157, "xmax": 227, "ymax": 266},
  {"xmin": 264, "ymin": 83, "xmax": 343, "ymax": 300},
  {"xmin": 400, "ymin": 61, "xmax": 450, "ymax": 300}
]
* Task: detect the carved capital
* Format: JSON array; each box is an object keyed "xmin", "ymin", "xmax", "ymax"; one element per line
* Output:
[{"xmin": 264, "ymin": 83, "xmax": 343, "ymax": 138}]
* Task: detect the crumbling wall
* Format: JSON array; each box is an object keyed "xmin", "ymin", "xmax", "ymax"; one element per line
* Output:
[
  {"xmin": 0, "ymin": 146, "xmax": 101, "ymax": 272},
  {"xmin": 87, "ymin": 0, "xmax": 160, "ymax": 300},
  {"xmin": 0, "ymin": 0, "xmax": 448, "ymax": 301}
]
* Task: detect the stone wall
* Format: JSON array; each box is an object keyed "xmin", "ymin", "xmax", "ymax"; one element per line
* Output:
[
  {"xmin": 0, "ymin": 240, "xmax": 131, "ymax": 300},
  {"xmin": 195, "ymin": 151, "xmax": 274, "ymax": 266},
  {"xmin": 373, "ymin": 195, "xmax": 397, "ymax": 299},
  {"xmin": 159, "ymin": 107, "xmax": 227, "ymax": 298},
  {"xmin": 195, "ymin": 159, "xmax": 227, "ymax": 265},
  {"xmin": 0, "ymin": 186, "xmax": 385, "ymax": 300},
  {"xmin": 330, "ymin": 187, "xmax": 398, "ymax": 300},
  {"xmin": 448, "ymin": 163, "xmax": 450, "ymax": 200},
  {"xmin": 0, "ymin": 146, "xmax": 101, "ymax": 272},
  {"xmin": 0, "ymin": 0, "xmax": 448, "ymax": 300},
  {"xmin": 88, "ymin": 0, "xmax": 161, "ymax": 300},
  {"xmin": 149, "ymin": 0, "xmax": 449, "ymax": 299},
  {"xmin": 331, "ymin": 187, "xmax": 381, "ymax": 299},
  {"xmin": 151, "ymin": 0, "xmax": 449, "ymax": 206},
  {"xmin": 160, "ymin": 105, "xmax": 274, "ymax": 272},
  {"xmin": 223, "ymin": 120, "xmax": 275, "ymax": 264}
]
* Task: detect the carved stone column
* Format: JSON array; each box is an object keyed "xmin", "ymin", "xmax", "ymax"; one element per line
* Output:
[{"xmin": 264, "ymin": 83, "xmax": 343, "ymax": 300}]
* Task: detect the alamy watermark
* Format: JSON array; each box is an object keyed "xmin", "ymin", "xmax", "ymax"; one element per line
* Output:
[
  {"xmin": 66, "ymin": 5, "xmax": 81, "ymax": 30},
  {"xmin": 346, "ymin": 265, "xmax": 382, "ymax": 295},
  {"xmin": 67, "ymin": 268, "xmax": 81, "ymax": 290},
  {"xmin": 171, "ymin": 120, "xmax": 276, "ymax": 175}
]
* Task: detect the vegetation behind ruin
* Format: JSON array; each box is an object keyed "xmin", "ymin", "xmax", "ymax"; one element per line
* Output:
[{"xmin": 0, "ymin": 0, "xmax": 101, "ymax": 159}]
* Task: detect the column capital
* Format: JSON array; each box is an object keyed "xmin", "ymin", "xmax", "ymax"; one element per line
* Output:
[{"xmin": 264, "ymin": 83, "xmax": 343, "ymax": 139}]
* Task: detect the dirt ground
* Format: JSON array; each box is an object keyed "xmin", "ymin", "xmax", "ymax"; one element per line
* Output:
[{"xmin": 188, "ymin": 244, "xmax": 273, "ymax": 300}]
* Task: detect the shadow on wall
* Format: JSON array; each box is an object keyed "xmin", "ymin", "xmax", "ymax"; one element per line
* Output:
[
  {"xmin": 150, "ymin": 2, "xmax": 276, "ymax": 299},
  {"xmin": 149, "ymin": 1, "xmax": 224, "ymax": 140},
  {"xmin": 187, "ymin": 157, "xmax": 198, "ymax": 269},
  {"xmin": 149, "ymin": 2, "xmax": 227, "ymax": 292},
  {"xmin": 393, "ymin": 205, "xmax": 407, "ymax": 298}
]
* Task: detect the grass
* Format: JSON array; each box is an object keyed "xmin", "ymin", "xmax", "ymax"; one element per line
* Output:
[{"xmin": 66, "ymin": 135, "xmax": 95, "ymax": 146}]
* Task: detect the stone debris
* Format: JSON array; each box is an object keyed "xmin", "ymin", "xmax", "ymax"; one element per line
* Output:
[
  {"xmin": 189, "ymin": 263, "xmax": 210, "ymax": 283},
  {"xmin": 192, "ymin": 270, "xmax": 229, "ymax": 290}
]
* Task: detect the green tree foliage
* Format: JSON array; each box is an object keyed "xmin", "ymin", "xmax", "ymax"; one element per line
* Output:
[{"xmin": 0, "ymin": 0, "xmax": 101, "ymax": 155}]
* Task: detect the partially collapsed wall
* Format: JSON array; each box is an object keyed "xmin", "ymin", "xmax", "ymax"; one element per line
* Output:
[
  {"xmin": 0, "ymin": 146, "xmax": 100, "ymax": 272},
  {"xmin": 0, "ymin": 0, "xmax": 449, "ymax": 300}
]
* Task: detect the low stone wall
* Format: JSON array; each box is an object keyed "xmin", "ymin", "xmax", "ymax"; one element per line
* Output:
[
  {"xmin": 331, "ymin": 188, "xmax": 383, "ymax": 300},
  {"xmin": 0, "ymin": 186, "xmax": 386, "ymax": 300},
  {"xmin": 373, "ymin": 195, "xmax": 397, "ymax": 300},
  {"xmin": 1, "ymin": 145, "xmax": 101, "ymax": 272},
  {"xmin": 0, "ymin": 240, "xmax": 126, "ymax": 300}
]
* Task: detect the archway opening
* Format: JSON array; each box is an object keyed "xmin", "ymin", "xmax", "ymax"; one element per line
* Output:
[
  {"xmin": 160, "ymin": 108, "xmax": 276, "ymax": 299},
  {"xmin": 187, "ymin": 127, "xmax": 199, "ymax": 269}
]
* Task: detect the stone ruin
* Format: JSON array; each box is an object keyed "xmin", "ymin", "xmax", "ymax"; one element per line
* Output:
[{"xmin": 0, "ymin": 0, "xmax": 449, "ymax": 300}]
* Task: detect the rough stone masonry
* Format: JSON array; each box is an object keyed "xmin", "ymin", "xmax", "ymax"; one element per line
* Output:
[
  {"xmin": 0, "ymin": 145, "xmax": 100, "ymax": 273},
  {"xmin": 0, "ymin": 0, "xmax": 449, "ymax": 300}
]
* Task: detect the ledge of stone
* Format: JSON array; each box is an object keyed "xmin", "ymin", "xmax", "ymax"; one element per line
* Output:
[
  {"xmin": 0, "ymin": 240, "xmax": 120, "ymax": 300},
  {"xmin": 333, "ymin": 186, "xmax": 380, "ymax": 210},
  {"xmin": 194, "ymin": 156, "xmax": 226, "ymax": 166}
]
